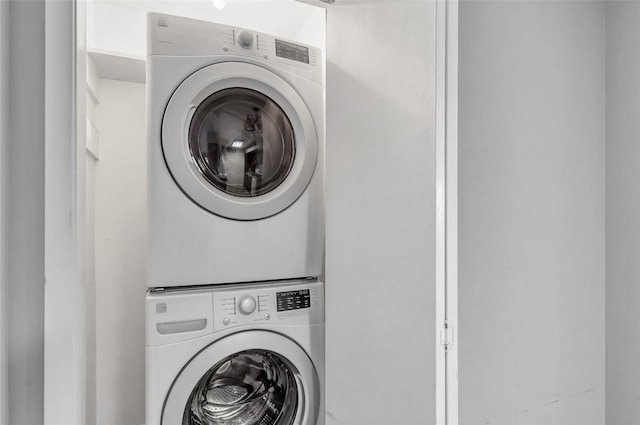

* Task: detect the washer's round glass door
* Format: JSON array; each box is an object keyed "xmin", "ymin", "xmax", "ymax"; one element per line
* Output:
[
  {"xmin": 189, "ymin": 88, "xmax": 295, "ymax": 199},
  {"xmin": 184, "ymin": 350, "xmax": 297, "ymax": 425},
  {"xmin": 162, "ymin": 61, "xmax": 318, "ymax": 221},
  {"xmin": 162, "ymin": 331, "xmax": 319, "ymax": 425}
]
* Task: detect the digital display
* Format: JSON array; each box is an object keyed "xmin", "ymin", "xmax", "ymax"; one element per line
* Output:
[
  {"xmin": 275, "ymin": 39, "xmax": 310, "ymax": 64},
  {"xmin": 276, "ymin": 289, "xmax": 311, "ymax": 312}
]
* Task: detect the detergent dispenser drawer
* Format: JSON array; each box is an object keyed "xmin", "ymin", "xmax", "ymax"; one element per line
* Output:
[{"xmin": 146, "ymin": 291, "xmax": 213, "ymax": 347}]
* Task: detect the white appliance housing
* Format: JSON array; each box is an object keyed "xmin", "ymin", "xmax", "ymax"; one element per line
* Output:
[
  {"xmin": 147, "ymin": 14, "xmax": 325, "ymax": 288},
  {"xmin": 146, "ymin": 280, "xmax": 324, "ymax": 425}
]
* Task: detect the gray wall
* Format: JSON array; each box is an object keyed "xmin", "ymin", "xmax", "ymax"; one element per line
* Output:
[
  {"xmin": 605, "ymin": 2, "xmax": 640, "ymax": 423},
  {"xmin": 325, "ymin": 2, "xmax": 437, "ymax": 424},
  {"xmin": 0, "ymin": 0, "xmax": 8, "ymax": 420},
  {"xmin": 6, "ymin": 2, "xmax": 45, "ymax": 424},
  {"xmin": 459, "ymin": 1, "xmax": 606, "ymax": 423}
]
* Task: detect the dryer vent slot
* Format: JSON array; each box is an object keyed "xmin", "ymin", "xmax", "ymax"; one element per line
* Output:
[{"xmin": 157, "ymin": 319, "xmax": 207, "ymax": 335}]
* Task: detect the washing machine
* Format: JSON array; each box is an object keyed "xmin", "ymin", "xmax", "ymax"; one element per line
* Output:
[
  {"xmin": 147, "ymin": 14, "xmax": 325, "ymax": 288},
  {"xmin": 146, "ymin": 280, "xmax": 324, "ymax": 425}
]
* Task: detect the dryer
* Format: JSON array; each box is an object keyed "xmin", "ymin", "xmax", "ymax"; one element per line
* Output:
[
  {"xmin": 147, "ymin": 14, "xmax": 324, "ymax": 288},
  {"xmin": 145, "ymin": 280, "xmax": 324, "ymax": 425}
]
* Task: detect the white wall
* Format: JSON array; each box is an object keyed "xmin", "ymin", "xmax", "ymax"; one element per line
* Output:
[
  {"xmin": 458, "ymin": 1, "xmax": 606, "ymax": 423},
  {"xmin": 94, "ymin": 79, "xmax": 146, "ymax": 425},
  {"xmin": 325, "ymin": 2, "xmax": 437, "ymax": 424},
  {"xmin": 605, "ymin": 2, "xmax": 640, "ymax": 423},
  {"xmin": 6, "ymin": 2, "xmax": 46, "ymax": 424}
]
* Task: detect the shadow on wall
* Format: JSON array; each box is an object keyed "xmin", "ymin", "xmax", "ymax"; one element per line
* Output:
[{"xmin": 93, "ymin": 78, "xmax": 147, "ymax": 425}]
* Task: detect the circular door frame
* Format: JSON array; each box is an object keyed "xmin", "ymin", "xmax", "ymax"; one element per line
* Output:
[
  {"xmin": 162, "ymin": 330, "xmax": 320, "ymax": 425},
  {"xmin": 162, "ymin": 61, "xmax": 318, "ymax": 221}
]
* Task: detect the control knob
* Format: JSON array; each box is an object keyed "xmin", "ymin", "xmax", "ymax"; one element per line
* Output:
[
  {"xmin": 237, "ymin": 31, "xmax": 255, "ymax": 49},
  {"xmin": 238, "ymin": 295, "xmax": 257, "ymax": 315}
]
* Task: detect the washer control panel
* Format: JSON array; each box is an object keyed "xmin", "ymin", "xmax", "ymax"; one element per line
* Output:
[
  {"xmin": 212, "ymin": 281, "xmax": 323, "ymax": 331},
  {"xmin": 146, "ymin": 280, "xmax": 323, "ymax": 347}
]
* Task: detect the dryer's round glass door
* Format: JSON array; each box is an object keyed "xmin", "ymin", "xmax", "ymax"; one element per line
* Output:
[
  {"xmin": 189, "ymin": 88, "xmax": 295, "ymax": 198},
  {"xmin": 161, "ymin": 62, "xmax": 318, "ymax": 221},
  {"xmin": 184, "ymin": 350, "xmax": 298, "ymax": 425}
]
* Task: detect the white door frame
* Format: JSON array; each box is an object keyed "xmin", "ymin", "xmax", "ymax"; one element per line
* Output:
[
  {"xmin": 445, "ymin": 0, "xmax": 459, "ymax": 422},
  {"xmin": 43, "ymin": 0, "xmax": 87, "ymax": 424},
  {"xmin": 435, "ymin": 0, "xmax": 459, "ymax": 424}
]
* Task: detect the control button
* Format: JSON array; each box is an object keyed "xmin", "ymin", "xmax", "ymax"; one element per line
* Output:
[
  {"xmin": 238, "ymin": 296, "xmax": 257, "ymax": 315},
  {"xmin": 222, "ymin": 46, "xmax": 229, "ymax": 52},
  {"xmin": 237, "ymin": 30, "xmax": 255, "ymax": 49},
  {"xmin": 263, "ymin": 54, "xmax": 269, "ymax": 60},
  {"xmin": 223, "ymin": 318, "xmax": 230, "ymax": 326},
  {"xmin": 264, "ymin": 313, "xmax": 271, "ymax": 321}
]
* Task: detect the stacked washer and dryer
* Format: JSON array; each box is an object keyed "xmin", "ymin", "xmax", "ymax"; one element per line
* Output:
[{"xmin": 145, "ymin": 14, "xmax": 325, "ymax": 425}]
